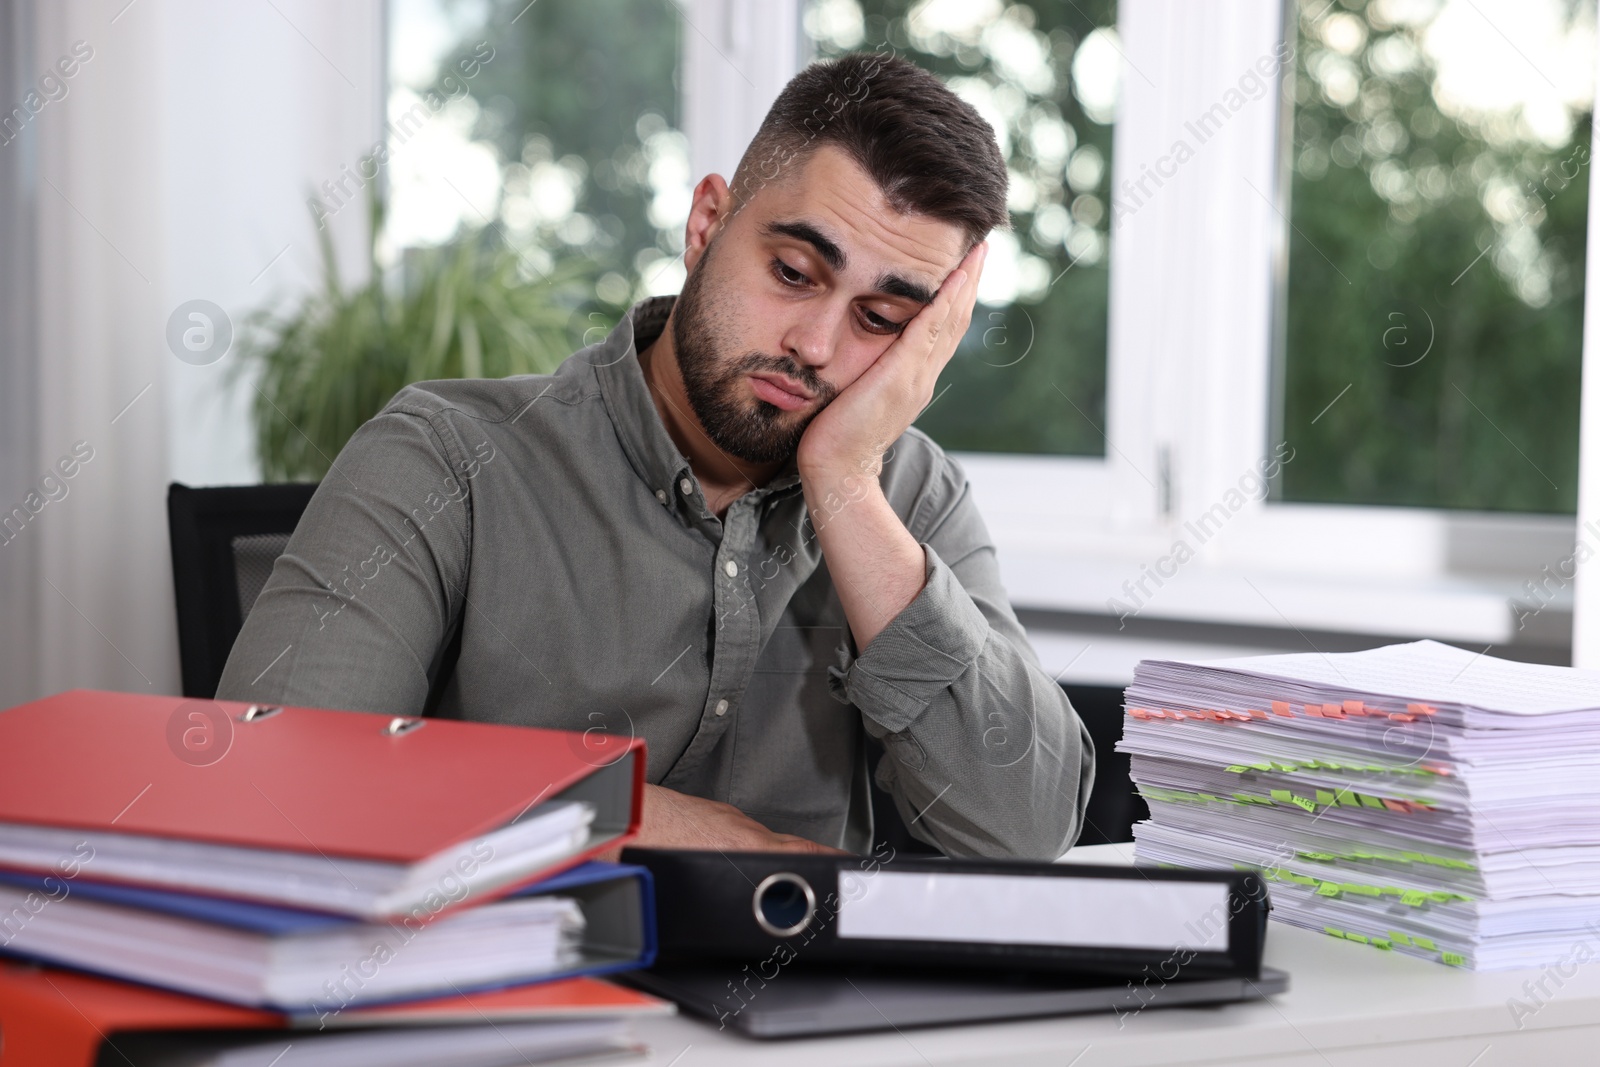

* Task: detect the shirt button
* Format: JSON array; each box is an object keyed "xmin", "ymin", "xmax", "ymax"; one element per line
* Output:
[
  {"xmin": 655, "ymin": 489, "xmax": 667, "ymax": 504},
  {"xmin": 715, "ymin": 699, "xmax": 729, "ymax": 716},
  {"xmin": 724, "ymin": 560, "xmax": 738, "ymax": 577},
  {"xmin": 679, "ymin": 477, "xmax": 693, "ymax": 496}
]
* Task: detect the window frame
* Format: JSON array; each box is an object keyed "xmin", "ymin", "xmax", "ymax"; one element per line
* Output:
[{"xmin": 961, "ymin": 0, "xmax": 1577, "ymax": 645}]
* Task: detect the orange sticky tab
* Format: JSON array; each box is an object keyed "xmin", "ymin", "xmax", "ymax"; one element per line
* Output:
[
  {"xmin": 1322, "ymin": 703, "xmax": 1345, "ymax": 718},
  {"xmin": 1388, "ymin": 712, "xmax": 1415, "ymax": 722},
  {"xmin": 1248, "ymin": 709, "xmax": 1267, "ymax": 720},
  {"xmin": 1407, "ymin": 703, "xmax": 1438, "ymax": 716},
  {"xmin": 1305, "ymin": 705, "xmax": 1323, "ymax": 717},
  {"xmin": 1130, "ymin": 708, "xmax": 1150, "ymax": 719},
  {"xmin": 1343, "ymin": 700, "xmax": 1365, "ymax": 716},
  {"xmin": 1425, "ymin": 763, "xmax": 1452, "ymax": 777},
  {"xmin": 1381, "ymin": 798, "xmax": 1410, "ymax": 813},
  {"xmin": 1271, "ymin": 700, "xmax": 1292, "ymax": 717}
]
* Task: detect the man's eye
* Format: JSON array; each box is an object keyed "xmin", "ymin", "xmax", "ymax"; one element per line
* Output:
[
  {"xmin": 860, "ymin": 310, "xmax": 904, "ymax": 335},
  {"xmin": 771, "ymin": 259, "xmax": 808, "ymax": 287}
]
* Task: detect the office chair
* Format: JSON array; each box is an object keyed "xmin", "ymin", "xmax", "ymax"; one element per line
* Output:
[{"xmin": 166, "ymin": 482, "xmax": 319, "ymax": 698}]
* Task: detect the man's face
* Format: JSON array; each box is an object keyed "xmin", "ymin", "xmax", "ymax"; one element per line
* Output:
[{"xmin": 671, "ymin": 145, "xmax": 969, "ymax": 464}]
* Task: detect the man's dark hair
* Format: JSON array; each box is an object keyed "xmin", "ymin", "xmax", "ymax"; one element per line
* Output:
[{"xmin": 728, "ymin": 51, "xmax": 1010, "ymax": 250}]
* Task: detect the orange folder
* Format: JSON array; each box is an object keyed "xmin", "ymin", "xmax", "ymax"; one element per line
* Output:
[{"xmin": 0, "ymin": 961, "xmax": 671, "ymax": 1067}]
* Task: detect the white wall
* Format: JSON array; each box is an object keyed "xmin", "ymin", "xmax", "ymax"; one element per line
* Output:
[{"xmin": 1, "ymin": 0, "xmax": 382, "ymax": 706}]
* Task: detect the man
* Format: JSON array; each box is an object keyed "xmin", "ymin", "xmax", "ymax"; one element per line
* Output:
[{"xmin": 218, "ymin": 52, "xmax": 1094, "ymax": 859}]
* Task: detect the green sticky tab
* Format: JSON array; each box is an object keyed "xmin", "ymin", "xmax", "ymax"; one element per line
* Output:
[
  {"xmin": 1413, "ymin": 936, "xmax": 1436, "ymax": 950},
  {"xmin": 1298, "ymin": 851, "xmax": 1334, "ymax": 861},
  {"xmin": 1273, "ymin": 762, "xmax": 1298, "ymax": 772},
  {"xmin": 1335, "ymin": 788, "xmax": 1359, "ymax": 807},
  {"xmin": 1225, "ymin": 765, "xmax": 1250, "ymax": 774},
  {"xmin": 1323, "ymin": 926, "xmax": 1346, "ymax": 939},
  {"xmin": 1250, "ymin": 762, "xmax": 1274, "ymax": 771},
  {"xmin": 1371, "ymin": 938, "xmax": 1393, "ymax": 950},
  {"xmin": 1359, "ymin": 793, "xmax": 1386, "ymax": 809},
  {"xmin": 1400, "ymin": 890, "xmax": 1427, "ymax": 906},
  {"xmin": 1270, "ymin": 789, "xmax": 1293, "ymax": 804},
  {"xmin": 1291, "ymin": 795, "xmax": 1317, "ymax": 813},
  {"xmin": 1400, "ymin": 851, "xmax": 1426, "ymax": 863},
  {"xmin": 1343, "ymin": 883, "xmax": 1382, "ymax": 897},
  {"xmin": 1389, "ymin": 930, "xmax": 1412, "ymax": 945},
  {"xmin": 1315, "ymin": 789, "xmax": 1336, "ymax": 806},
  {"xmin": 1441, "ymin": 952, "xmax": 1465, "ymax": 966},
  {"xmin": 1380, "ymin": 886, "xmax": 1405, "ymax": 897},
  {"xmin": 1426, "ymin": 891, "xmax": 1456, "ymax": 903},
  {"xmin": 1316, "ymin": 882, "xmax": 1341, "ymax": 898},
  {"xmin": 1284, "ymin": 872, "xmax": 1318, "ymax": 886},
  {"xmin": 1232, "ymin": 792, "xmax": 1255, "ymax": 804},
  {"xmin": 1346, "ymin": 933, "xmax": 1369, "ymax": 944}
]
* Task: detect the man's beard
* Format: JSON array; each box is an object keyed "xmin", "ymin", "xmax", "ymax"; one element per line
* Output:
[{"xmin": 671, "ymin": 240, "xmax": 832, "ymax": 464}]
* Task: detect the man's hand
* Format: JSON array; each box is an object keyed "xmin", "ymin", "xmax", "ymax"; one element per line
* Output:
[
  {"xmin": 795, "ymin": 241, "xmax": 988, "ymax": 483},
  {"xmin": 598, "ymin": 784, "xmax": 847, "ymax": 859}
]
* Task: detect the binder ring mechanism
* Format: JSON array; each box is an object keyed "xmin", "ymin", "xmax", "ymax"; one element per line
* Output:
[
  {"xmin": 238, "ymin": 705, "xmax": 282, "ymax": 723},
  {"xmin": 752, "ymin": 872, "xmax": 817, "ymax": 938},
  {"xmin": 385, "ymin": 717, "xmax": 425, "ymax": 737}
]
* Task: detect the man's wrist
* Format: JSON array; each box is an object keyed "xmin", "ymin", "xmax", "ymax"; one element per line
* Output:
[{"xmin": 800, "ymin": 463, "xmax": 888, "ymax": 527}]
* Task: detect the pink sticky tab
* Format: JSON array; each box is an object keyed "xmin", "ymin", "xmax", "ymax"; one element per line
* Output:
[
  {"xmin": 1343, "ymin": 700, "xmax": 1365, "ymax": 716},
  {"xmin": 1407, "ymin": 703, "xmax": 1438, "ymax": 716},
  {"xmin": 1271, "ymin": 701, "xmax": 1292, "ymax": 717},
  {"xmin": 1130, "ymin": 708, "xmax": 1150, "ymax": 720},
  {"xmin": 1322, "ymin": 703, "xmax": 1344, "ymax": 718},
  {"xmin": 1388, "ymin": 712, "xmax": 1415, "ymax": 722},
  {"xmin": 1248, "ymin": 709, "xmax": 1267, "ymax": 720},
  {"xmin": 1305, "ymin": 705, "xmax": 1323, "ymax": 717}
]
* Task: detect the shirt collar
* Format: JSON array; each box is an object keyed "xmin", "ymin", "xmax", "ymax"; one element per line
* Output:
[{"xmin": 593, "ymin": 296, "xmax": 803, "ymax": 511}]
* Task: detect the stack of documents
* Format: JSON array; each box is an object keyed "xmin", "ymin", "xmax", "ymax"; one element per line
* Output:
[
  {"xmin": 1119, "ymin": 640, "xmax": 1600, "ymax": 970},
  {"xmin": 0, "ymin": 690, "xmax": 664, "ymax": 1066}
]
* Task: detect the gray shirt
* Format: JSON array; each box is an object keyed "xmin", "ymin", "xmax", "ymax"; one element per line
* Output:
[{"xmin": 218, "ymin": 296, "xmax": 1093, "ymax": 858}]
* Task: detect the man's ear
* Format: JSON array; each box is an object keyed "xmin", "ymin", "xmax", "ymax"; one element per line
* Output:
[{"xmin": 683, "ymin": 173, "xmax": 734, "ymax": 273}]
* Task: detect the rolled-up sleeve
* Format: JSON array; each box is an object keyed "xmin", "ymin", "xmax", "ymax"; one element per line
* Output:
[{"xmin": 826, "ymin": 467, "xmax": 1095, "ymax": 861}]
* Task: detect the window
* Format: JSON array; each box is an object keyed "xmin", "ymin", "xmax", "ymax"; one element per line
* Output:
[
  {"xmin": 386, "ymin": 0, "xmax": 691, "ymax": 304},
  {"xmin": 1280, "ymin": 0, "xmax": 1594, "ymax": 513},
  {"xmin": 805, "ymin": 0, "xmax": 1118, "ymax": 457}
]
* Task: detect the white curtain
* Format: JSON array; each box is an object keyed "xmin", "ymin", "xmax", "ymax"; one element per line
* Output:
[{"xmin": 0, "ymin": 0, "xmax": 382, "ymax": 706}]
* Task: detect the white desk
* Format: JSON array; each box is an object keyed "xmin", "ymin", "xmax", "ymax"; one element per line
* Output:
[{"xmin": 628, "ymin": 843, "xmax": 1600, "ymax": 1066}]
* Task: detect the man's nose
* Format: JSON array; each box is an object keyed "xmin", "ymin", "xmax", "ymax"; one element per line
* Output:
[{"xmin": 779, "ymin": 307, "xmax": 837, "ymax": 373}]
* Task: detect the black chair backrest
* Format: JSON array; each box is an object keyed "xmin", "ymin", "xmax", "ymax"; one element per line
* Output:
[{"xmin": 167, "ymin": 482, "xmax": 319, "ymax": 698}]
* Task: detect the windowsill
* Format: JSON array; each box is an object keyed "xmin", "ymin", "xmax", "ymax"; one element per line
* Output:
[{"xmin": 1002, "ymin": 551, "xmax": 1570, "ymax": 688}]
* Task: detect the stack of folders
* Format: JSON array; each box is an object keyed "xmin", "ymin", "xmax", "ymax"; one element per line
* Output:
[
  {"xmin": 0, "ymin": 690, "xmax": 670, "ymax": 1067},
  {"xmin": 1119, "ymin": 640, "xmax": 1600, "ymax": 971}
]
